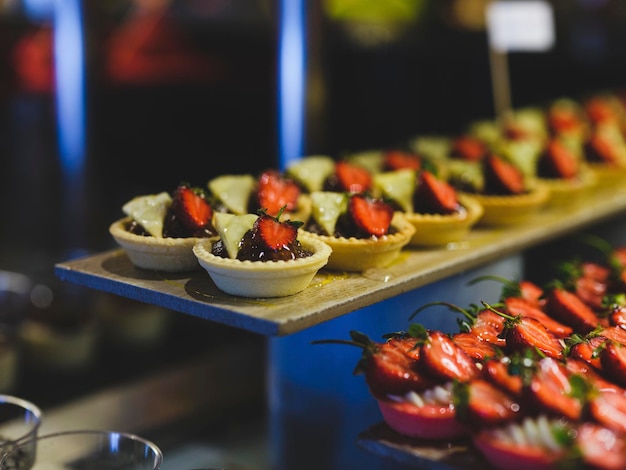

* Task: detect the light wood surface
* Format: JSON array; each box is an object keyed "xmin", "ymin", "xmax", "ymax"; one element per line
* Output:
[{"xmin": 55, "ymin": 182, "xmax": 626, "ymax": 336}]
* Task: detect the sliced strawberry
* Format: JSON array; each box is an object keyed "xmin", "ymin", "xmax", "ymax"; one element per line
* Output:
[
  {"xmin": 450, "ymin": 135, "xmax": 487, "ymax": 162},
  {"xmin": 171, "ymin": 184, "xmax": 214, "ymax": 233},
  {"xmin": 609, "ymin": 304, "xmax": 626, "ymax": 328},
  {"xmin": 537, "ymin": 139, "xmax": 579, "ymax": 179},
  {"xmin": 462, "ymin": 379, "xmax": 521, "ymax": 427},
  {"xmin": 549, "ymin": 107, "xmax": 584, "ymax": 135},
  {"xmin": 383, "ymin": 150, "xmax": 421, "ymax": 171},
  {"xmin": 567, "ymin": 335, "xmax": 606, "ymax": 370},
  {"xmin": 565, "ymin": 358, "xmax": 621, "ymax": 394},
  {"xmin": 483, "ymin": 358, "xmax": 523, "ymax": 396},
  {"xmin": 546, "ymin": 287, "xmax": 603, "ymax": 333},
  {"xmin": 600, "ymin": 341, "xmax": 626, "ymax": 388},
  {"xmin": 585, "ymin": 132, "xmax": 621, "ymax": 165},
  {"xmin": 333, "ymin": 161, "xmax": 372, "ymax": 194},
  {"xmin": 470, "ymin": 310, "xmax": 507, "ymax": 347},
  {"xmin": 600, "ymin": 326, "xmax": 626, "ymax": 345},
  {"xmin": 576, "ymin": 422, "xmax": 626, "ymax": 470},
  {"xmin": 504, "ymin": 297, "xmax": 573, "ymax": 339},
  {"xmin": 504, "ymin": 316, "xmax": 564, "ymax": 360},
  {"xmin": 589, "ymin": 389, "xmax": 626, "ymax": 434},
  {"xmin": 255, "ymin": 170, "xmax": 300, "ymax": 216},
  {"xmin": 483, "ymin": 154, "xmax": 525, "ymax": 195},
  {"xmin": 413, "ymin": 170, "xmax": 459, "ymax": 215},
  {"xmin": 585, "ymin": 97, "xmax": 618, "ymax": 124},
  {"xmin": 420, "ymin": 330, "xmax": 479, "ymax": 383},
  {"xmin": 519, "ymin": 280, "xmax": 545, "ymax": 308},
  {"xmin": 255, "ymin": 214, "xmax": 299, "ymax": 251},
  {"xmin": 452, "ymin": 332, "xmax": 501, "ymax": 361},
  {"xmin": 348, "ymin": 195, "xmax": 394, "ymax": 237},
  {"xmin": 527, "ymin": 357, "xmax": 585, "ymax": 421}
]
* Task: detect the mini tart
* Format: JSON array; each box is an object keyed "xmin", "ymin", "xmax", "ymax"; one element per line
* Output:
[
  {"xmin": 303, "ymin": 213, "xmax": 415, "ymax": 272},
  {"xmin": 586, "ymin": 161, "xmax": 626, "ymax": 186},
  {"xmin": 539, "ymin": 166, "xmax": 598, "ymax": 208},
  {"xmin": 405, "ymin": 194, "xmax": 484, "ymax": 246},
  {"xmin": 192, "ymin": 233, "xmax": 332, "ymax": 298},
  {"xmin": 110, "ymin": 217, "xmax": 211, "ymax": 272},
  {"xmin": 466, "ymin": 182, "xmax": 550, "ymax": 226}
]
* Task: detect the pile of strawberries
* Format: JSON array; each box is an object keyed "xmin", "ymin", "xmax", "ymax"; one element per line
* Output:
[{"xmin": 317, "ymin": 237, "xmax": 626, "ymax": 469}]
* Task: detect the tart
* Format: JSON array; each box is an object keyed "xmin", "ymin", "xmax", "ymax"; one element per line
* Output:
[
  {"xmin": 467, "ymin": 182, "xmax": 549, "ymax": 226},
  {"xmin": 193, "ymin": 212, "xmax": 332, "ymax": 298}
]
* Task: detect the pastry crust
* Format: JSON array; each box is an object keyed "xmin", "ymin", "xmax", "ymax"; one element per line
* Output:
[
  {"xmin": 303, "ymin": 213, "xmax": 415, "ymax": 272},
  {"xmin": 110, "ymin": 217, "xmax": 209, "ymax": 272},
  {"xmin": 539, "ymin": 166, "xmax": 598, "ymax": 208},
  {"xmin": 193, "ymin": 233, "xmax": 332, "ymax": 298},
  {"xmin": 405, "ymin": 194, "xmax": 484, "ymax": 246}
]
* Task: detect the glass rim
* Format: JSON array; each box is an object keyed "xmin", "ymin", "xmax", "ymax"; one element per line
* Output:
[{"xmin": 0, "ymin": 394, "xmax": 43, "ymax": 438}]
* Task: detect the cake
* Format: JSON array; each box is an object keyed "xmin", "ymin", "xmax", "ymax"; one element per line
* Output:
[
  {"xmin": 110, "ymin": 183, "xmax": 217, "ymax": 272},
  {"xmin": 193, "ymin": 211, "xmax": 332, "ymax": 297}
]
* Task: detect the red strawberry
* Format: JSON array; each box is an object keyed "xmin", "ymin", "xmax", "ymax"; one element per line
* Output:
[
  {"xmin": 504, "ymin": 297, "xmax": 573, "ymax": 339},
  {"xmin": 549, "ymin": 107, "xmax": 584, "ymax": 135},
  {"xmin": 600, "ymin": 341, "xmax": 626, "ymax": 388},
  {"xmin": 334, "ymin": 161, "xmax": 372, "ymax": 194},
  {"xmin": 585, "ymin": 132, "xmax": 621, "ymax": 165},
  {"xmin": 255, "ymin": 213, "xmax": 299, "ymax": 251},
  {"xmin": 348, "ymin": 195, "xmax": 394, "ymax": 237},
  {"xmin": 546, "ymin": 287, "xmax": 603, "ymax": 333},
  {"xmin": 255, "ymin": 170, "xmax": 300, "ymax": 216},
  {"xmin": 462, "ymin": 379, "xmax": 521, "ymax": 426},
  {"xmin": 414, "ymin": 171, "xmax": 459, "ymax": 215},
  {"xmin": 420, "ymin": 330, "xmax": 479, "ymax": 383},
  {"xmin": 576, "ymin": 422, "xmax": 626, "ymax": 470},
  {"xmin": 171, "ymin": 184, "xmax": 213, "ymax": 232},
  {"xmin": 504, "ymin": 315, "xmax": 564, "ymax": 360},
  {"xmin": 527, "ymin": 357, "xmax": 584, "ymax": 421},
  {"xmin": 483, "ymin": 154, "xmax": 525, "ymax": 195},
  {"xmin": 519, "ymin": 280, "xmax": 545, "ymax": 308},
  {"xmin": 452, "ymin": 332, "xmax": 501, "ymax": 361},
  {"xmin": 567, "ymin": 335, "xmax": 606, "ymax": 370},
  {"xmin": 589, "ymin": 389, "xmax": 626, "ymax": 434},
  {"xmin": 450, "ymin": 135, "xmax": 487, "ymax": 162},
  {"xmin": 585, "ymin": 97, "xmax": 618, "ymax": 124},
  {"xmin": 538, "ymin": 139, "xmax": 579, "ymax": 179},
  {"xmin": 383, "ymin": 150, "xmax": 421, "ymax": 171},
  {"xmin": 483, "ymin": 358, "xmax": 523, "ymax": 396}
]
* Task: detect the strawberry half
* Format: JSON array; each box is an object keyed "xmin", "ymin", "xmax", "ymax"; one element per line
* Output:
[
  {"xmin": 504, "ymin": 315, "xmax": 564, "ymax": 360},
  {"xmin": 483, "ymin": 154, "xmax": 525, "ymax": 195},
  {"xmin": 413, "ymin": 170, "xmax": 459, "ymax": 215},
  {"xmin": 461, "ymin": 379, "xmax": 521, "ymax": 427},
  {"xmin": 420, "ymin": 330, "xmax": 479, "ymax": 383},
  {"xmin": 483, "ymin": 358, "xmax": 523, "ymax": 396},
  {"xmin": 585, "ymin": 132, "xmax": 621, "ymax": 165},
  {"xmin": 255, "ymin": 213, "xmax": 300, "ymax": 251},
  {"xmin": 452, "ymin": 332, "xmax": 501, "ymax": 361},
  {"xmin": 504, "ymin": 297, "xmax": 573, "ymax": 339},
  {"xmin": 450, "ymin": 135, "xmax": 487, "ymax": 162},
  {"xmin": 348, "ymin": 195, "xmax": 394, "ymax": 237},
  {"xmin": 600, "ymin": 341, "xmax": 626, "ymax": 388},
  {"xmin": 383, "ymin": 150, "xmax": 421, "ymax": 171},
  {"xmin": 255, "ymin": 170, "xmax": 300, "ymax": 216},
  {"xmin": 546, "ymin": 287, "xmax": 603, "ymax": 334},
  {"xmin": 537, "ymin": 139, "xmax": 579, "ymax": 179},
  {"xmin": 171, "ymin": 184, "xmax": 213, "ymax": 232},
  {"xmin": 334, "ymin": 161, "xmax": 372, "ymax": 194}
]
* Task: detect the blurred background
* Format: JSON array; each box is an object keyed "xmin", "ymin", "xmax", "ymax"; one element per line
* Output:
[{"xmin": 1, "ymin": 0, "xmax": 626, "ymax": 468}]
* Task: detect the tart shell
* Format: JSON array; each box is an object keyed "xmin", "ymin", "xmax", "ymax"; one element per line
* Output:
[
  {"xmin": 192, "ymin": 233, "xmax": 332, "ymax": 298},
  {"xmin": 109, "ymin": 217, "xmax": 209, "ymax": 272},
  {"xmin": 539, "ymin": 166, "xmax": 598, "ymax": 208},
  {"xmin": 467, "ymin": 183, "xmax": 550, "ymax": 226},
  {"xmin": 303, "ymin": 213, "xmax": 415, "ymax": 272},
  {"xmin": 405, "ymin": 194, "xmax": 484, "ymax": 246}
]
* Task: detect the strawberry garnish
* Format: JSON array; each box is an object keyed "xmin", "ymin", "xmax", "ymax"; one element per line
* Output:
[
  {"xmin": 585, "ymin": 132, "xmax": 621, "ymax": 165},
  {"xmin": 576, "ymin": 422, "xmax": 626, "ymax": 470},
  {"xmin": 171, "ymin": 184, "xmax": 214, "ymax": 232},
  {"xmin": 255, "ymin": 170, "xmax": 300, "ymax": 216},
  {"xmin": 482, "ymin": 357, "xmax": 523, "ymax": 396},
  {"xmin": 600, "ymin": 341, "xmax": 626, "ymax": 388},
  {"xmin": 420, "ymin": 330, "xmax": 479, "ymax": 383},
  {"xmin": 348, "ymin": 195, "xmax": 394, "ymax": 237},
  {"xmin": 538, "ymin": 139, "xmax": 579, "ymax": 179},
  {"xmin": 452, "ymin": 332, "xmax": 501, "ymax": 361},
  {"xmin": 546, "ymin": 287, "xmax": 603, "ymax": 334},
  {"xmin": 414, "ymin": 170, "xmax": 459, "ymax": 215},
  {"xmin": 334, "ymin": 161, "xmax": 372, "ymax": 194},
  {"xmin": 457, "ymin": 379, "xmax": 520, "ymax": 426},
  {"xmin": 504, "ymin": 297, "xmax": 573, "ymax": 339},
  {"xmin": 383, "ymin": 150, "xmax": 421, "ymax": 171},
  {"xmin": 483, "ymin": 154, "xmax": 525, "ymax": 195},
  {"xmin": 589, "ymin": 389, "xmax": 626, "ymax": 434},
  {"xmin": 450, "ymin": 135, "xmax": 487, "ymax": 162},
  {"xmin": 255, "ymin": 212, "xmax": 300, "ymax": 251}
]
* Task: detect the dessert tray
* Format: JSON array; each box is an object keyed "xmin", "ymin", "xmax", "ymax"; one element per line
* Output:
[{"xmin": 55, "ymin": 182, "xmax": 626, "ymax": 337}]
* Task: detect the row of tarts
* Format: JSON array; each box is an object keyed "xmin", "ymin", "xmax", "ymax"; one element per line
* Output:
[{"xmin": 110, "ymin": 91, "xmax": 626, "ymax": 297}]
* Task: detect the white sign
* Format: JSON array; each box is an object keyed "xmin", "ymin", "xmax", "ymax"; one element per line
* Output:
[{"xmin": 486, "ymin": 1, "xmax": 555, "ymax": 52}]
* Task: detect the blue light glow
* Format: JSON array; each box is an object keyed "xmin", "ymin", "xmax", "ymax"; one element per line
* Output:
[{"xmin": 278, "ymin": 0, "xmax": 306, "ymax": 170}]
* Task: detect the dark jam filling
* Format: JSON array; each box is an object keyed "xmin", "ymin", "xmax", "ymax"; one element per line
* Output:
[
  {"xmin": 125, "ymin": 208, "xmax": 217, "ymax": 238},
  {"xmin": 305, "ymin": 213, "xmax": 397, "ymax": 239},
  {"xmin": 211, "ymin": 229, "xmax": 312, "ymax": 262}
]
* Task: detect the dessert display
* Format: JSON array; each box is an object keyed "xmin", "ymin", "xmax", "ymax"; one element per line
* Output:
[
  {"xmin": 110, "ymin": 182, "xmax": 217, "ymax": 272},
  {"xmin": 316, "ymin": 237, "xmax": 626, "ymax": 470},
  {"xmin": 302, "ymin": 191, "xmax": 414, "ymax": 271},
  {"xmin": 193, "ymin": 210, "xmax": 332, "ymax": 297},
  {"xmin": 447, "ymin": 153, "xmax": 549, "ymax": 226},
  {"xmin": 373, "ymin": 168, "xmax": 483, "ymax": 247}
]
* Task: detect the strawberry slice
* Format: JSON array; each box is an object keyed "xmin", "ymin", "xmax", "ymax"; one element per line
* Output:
[
  {"xmin": 519, "ymin": 280, "xmax": 545, "ymax": 308},
  {"xmin": 546, "ymin": 287, "xmax": 603, "ymax": 333},
  {"xmin": 504, "ymin": 297, "xmax": 573, "ymax": 339},
  {"xmin": 537, "ymin": 139, "xmax": 579, "ymax": 179},
  {"xmin": 483, "ymin": 154, "xmax": 525, "ymax": 195},
  {"xmin": 461, "ymin": 379, "xmax": 521, "ymax": 427},
  {"xmin": 348, "ymin": 195, "xmax": 394, "ymax": 237},
  {"xmin": 420, "ymin": 330, "xmax": 479, "ymax": 383},
  {"xmin": 589, "ymin": 389, "xmax": 626, "ymax": 434},
  {"xmin": 255, "ymin": 213, "xmax": 299, "ymax": 251},
  {"xmin": 600, "ymin": 341, "xmax": 626, "ymax": 388},
  {"xmin": 527, "ymin": 357, "xmax": 585, "ymax": 421},
  {"xmin": 450, "ymin": 135, "xmax": 487, "ymax": 162},
  {"xmin": 585, "ymin": 97, "xmax": 618, "ymax": 124},
  {"xmin": 576, "ymin": 422, "xmax": 626, "ymax": 470},
  {"xmin": 585, "ymin": 132, "xmax": 621, "ymax": 165},
  {"xmin": 483, "ymin": 358, "xmax": 523, "ymax": 396},
  {"xmin": 333, "ymin": 161, "xmax": 372, "ymax": 194},
  {"xmin": 171, "ymin": 184, "xmax": 214, "ymax": 233},
  {"xmin": 413, "ymin": 170, "xmax": 459, "ymax": 215},
  {"xmin": 567, "ymin": 335, "xmax": 606, "ymax": 370},
  {"xmin": 565, "ymin": 358, "xmax": 621, "ymax": 394},
  {"xmin": 383, "ymin": 150, "xmax": 421, "ymax": 171},
  {"xmin": 255, "ymin": 170, "xmax": 300, "ymax": 216},
  {"xmin": 504, "ymin": 315, "xmax": 564, "ymax": 360},
  {"xmin": 452, "ymin": 332, "xmax": 501, "ymax": 361}
]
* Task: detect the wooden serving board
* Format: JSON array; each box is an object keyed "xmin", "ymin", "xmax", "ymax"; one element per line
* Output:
[{"xmin": 55, "ymin": 183, "xmax": 626, "ymax": 336}]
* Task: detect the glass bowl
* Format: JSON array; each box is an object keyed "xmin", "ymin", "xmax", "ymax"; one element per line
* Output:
[
  {"xmin": 0, "ymin": 430, "xmax": 163, "ymax": 470},
  {"xmin": 0, "ymin": 395, "xmax": 42, "ymax": 468}
]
